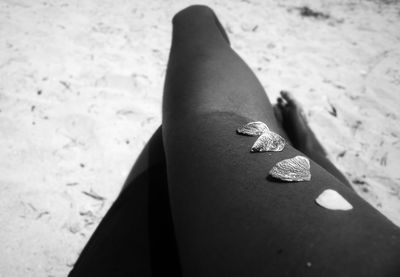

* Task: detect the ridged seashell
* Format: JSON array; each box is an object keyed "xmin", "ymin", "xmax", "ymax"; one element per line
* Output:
[
  {"xmin": 315, "ymin": 189, "xmax": 353, "ymax": 211},
  {"xmin": 236, "ymin": 121, "xmax": 269, "ymax": 136},
  {"xmin": 269, "ymin": 156, "xmax": 311, "ymax": 182},
  {"xmin": 251, "ymin": 131, "xmax": 286, "ymax": 152}
]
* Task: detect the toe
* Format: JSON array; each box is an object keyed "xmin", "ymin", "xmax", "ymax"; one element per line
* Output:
[
  {"xmin": 280, "ymin": 90, "xmax": 304, "ymax": 110},
  {"xmin": 280, "ymin": 90, "xmax": 295, "ymax": 104},
  {"xmin": 273, "ymin": 104, "xmax": 284, "ymax": 124}
]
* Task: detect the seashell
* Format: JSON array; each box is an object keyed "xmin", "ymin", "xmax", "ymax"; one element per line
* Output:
[
  {"xmin": 236, "ymin": 121, "xmax": 269, "ymax": 136},
  {"xmin": 251, "ymin": 131, "xmax": 286, "ymax": 152},
  {"xmin": 315, "ymin": 189, "xmax": 353, "ymax": 211},
  {"xmin": 269, "ymin": 156, "xmax": 311, "ymax": 181}
]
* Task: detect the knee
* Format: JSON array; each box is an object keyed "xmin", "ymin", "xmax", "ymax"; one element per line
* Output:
[{"xmin": 172, "ymin": 5, "xmax": 215, "ymax": 25}]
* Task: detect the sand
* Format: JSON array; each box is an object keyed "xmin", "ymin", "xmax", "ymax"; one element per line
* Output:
[{"xmin": 0, "ymin": 0, "xmax": 399, "ymax": 276}]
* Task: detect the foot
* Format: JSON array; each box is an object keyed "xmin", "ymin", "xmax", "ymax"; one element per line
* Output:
[
  {"xmin": 274, "ymin": 90, "xmax": 326, "ymax": 157},
  {"xmin": 274, "ymin": 91, "xmax": 353, "ymax": 189}
]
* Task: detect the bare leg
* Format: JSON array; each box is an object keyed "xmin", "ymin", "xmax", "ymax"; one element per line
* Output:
[
  {"xmin": 163, "ymin": 5, "xmax": 400, "ymax": 276},
  {"xmin": 69, "ymin": 127, "xmax": 181, "ymax": 276},
  {"xmin": 274, "ymin": 90, "xmax": 353, "ymax": 188}
]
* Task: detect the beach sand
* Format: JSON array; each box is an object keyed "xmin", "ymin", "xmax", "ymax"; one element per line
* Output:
[{"xmin": 0, "ymin": 0, "xmax": 399, "ymax": 276}]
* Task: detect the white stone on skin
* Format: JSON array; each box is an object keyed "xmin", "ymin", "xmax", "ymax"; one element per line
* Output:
[{"xmin": 315, "ymin": 189, "xmax": 353, "ymax": 211}]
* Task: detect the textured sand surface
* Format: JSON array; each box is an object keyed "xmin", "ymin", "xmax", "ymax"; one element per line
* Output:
[{"xmin": 1, "ymin": 0, "xmax": 399, "ymax": 276}]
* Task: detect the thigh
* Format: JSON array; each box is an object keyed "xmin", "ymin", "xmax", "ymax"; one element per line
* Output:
[{"xmin": 165, "ymin": 112, "xmax": 400, "ymax": 276}]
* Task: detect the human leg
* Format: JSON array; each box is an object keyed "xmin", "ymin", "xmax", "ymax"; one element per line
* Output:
[
  {"xmin": 163, "ymin": 5, "xmax": 400, "ymax": 276},
  {"xmin": 69, "ymin": 127, "xmax": 180, "ymax": 276}
]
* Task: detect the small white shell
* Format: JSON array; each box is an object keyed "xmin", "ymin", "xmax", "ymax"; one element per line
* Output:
[
  {"xmin": 315, "ymin": 189, "xmax": 353, "ymax": 211},
  {"xmin": 269, "ymin": 156, "xmax": 311, "ymax": 182},
  {"xmin": 251, "ymin": 131, "xmax": 286, "ymax": 152},
  {"xmin": 236, "ymin": 121, "xmax": 269, "ymax": 136}
]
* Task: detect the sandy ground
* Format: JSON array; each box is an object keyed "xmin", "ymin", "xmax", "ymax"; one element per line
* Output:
[{"xmin": 1, "ymin": 0, "xmax": 400, "ymax": 276}]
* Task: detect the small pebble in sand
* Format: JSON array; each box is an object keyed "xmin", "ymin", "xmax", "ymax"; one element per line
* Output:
[
  {"xmin": 67, "ymin": 223, "xmax": 81, "ymax": 234},
  {"xmin": 236, "ymin": 121, "xmax": 269, "ymax": 136},
  {"xmin": 298, "ymin": 6, "xmax": 330, "ymax": 20},
  {"xmin": 251, "ymin": 131, "xmax": 286, "ymax": 152},
  {"xmin": 315, "ymin": 189, "xmax": 353, "ymax": 211},
  {"xmin": 269, "ymin": 156, "xmax": 311, "ymax": 182}
]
